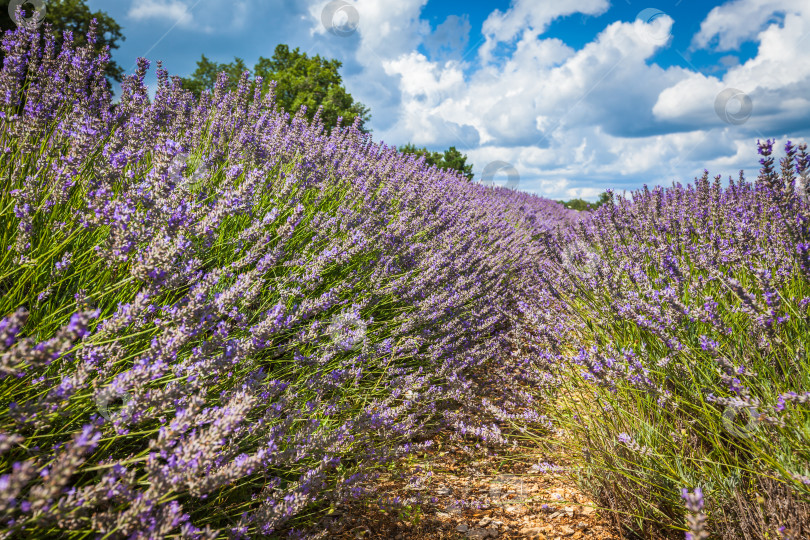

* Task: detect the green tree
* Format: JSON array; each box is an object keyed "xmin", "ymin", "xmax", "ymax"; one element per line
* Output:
[
  {"xmin": 0, "ymin": 0, "xmax": 126, "ymax": 85},
  {"xmin": 179, "ymin": 54, "xmax": 249, "ymax": 98},
  {"xmin": 398, "ymin": 143, "xmax": 474, "ymax": 181},
  {"xmin": 398, "ymin": 143, "xmax": 442, "ymax": 167},
  {"xmin": 557, "ymin": 198, "xmax": 592, "ymax": 211},
  {"xmin": 557, "ymin": 191, "xmax": 610, "ymax": 211},
  {"xmin": 180, "ymin": 44, "xmax": 371, "ymax": 133},
  {"xmin": 439, "ymin": 146, "xmax": 474, "ymax": 181},
  {"xmin": 592, "ymin": 191, "xmax": 610, "ymax": 209}
]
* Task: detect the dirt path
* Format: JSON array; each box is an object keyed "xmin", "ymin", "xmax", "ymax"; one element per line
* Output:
[{"xmin": 310, "ymin": 433, "xmax": 619, "ymax": 539}]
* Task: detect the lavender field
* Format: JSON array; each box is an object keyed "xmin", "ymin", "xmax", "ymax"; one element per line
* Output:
[{"xmin": 1, "ymin": 20, "xmax": 810, "ymax": 540}]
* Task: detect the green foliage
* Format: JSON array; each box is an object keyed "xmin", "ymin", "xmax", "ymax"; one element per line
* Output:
[
  {"xmin": 397, "ymin": 143, "xmax": 474, "ymax": 181},
  {"xmin": 178, "ymin": 54, "xmax": 249, "ymax": 98},
  {"xmin": 398, "ymin": 143, "xmax": 441, "ymax": 167},
  {"xmin": 557, "ymin": 191, "xmax": 610, "ymax": 211},
  {"xmin": 397, "ymin": 503, "xmax": 423, "ymax": 526},
  {"xmin": 0, "ymin": 0, "xmax": 125, "ymax": 84},
  {"xmin": 180, "ymin": 44, "xmax": 371, "ymax": 133},
  {"xmin": 556, "ymin": 198, "xmax": 592, "ymax": 211},
  {"xmin": 593, "ymin": 191, "xmax": 610, "ymax": 208}
]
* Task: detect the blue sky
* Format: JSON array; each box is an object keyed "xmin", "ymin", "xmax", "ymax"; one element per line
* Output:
[{"xmin": 74, "ymin": 0, "xmax": 810, "ymax": 200}]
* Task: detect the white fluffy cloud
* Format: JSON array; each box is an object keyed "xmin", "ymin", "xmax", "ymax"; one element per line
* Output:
[
  {"xmin": 477, "ymin": 0, "xmax": 609, "ymax": 64},
  {"xmin": 655, "ymin": 10, "xmax": 810, "ymax": 132},
  {"xmin": 128, "ymin": 0, "xmax": 194, "ymax": 27},
  {"xmin": 691, "ymin": 0, "xmax": 808, "ymax": 51},
  {"xmin": 128, "ymin": 0, "xmax": 250, "ymax": 33},
  {"xmin": 301, "ymin": 0, "xmax": 810, "ymax": 199}
]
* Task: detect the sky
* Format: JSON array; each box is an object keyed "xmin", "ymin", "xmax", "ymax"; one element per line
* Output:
[{"xmin": 61, "ymin": 0, "xmax": 810, "ymax": 200}]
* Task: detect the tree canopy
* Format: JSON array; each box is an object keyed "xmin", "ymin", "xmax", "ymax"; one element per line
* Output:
[
  {"xmin": 177, "ymin": 54, "xmax": 249, "ymax": 99},
  {"xmin": 180, "ymin": 44, "xmax": 371, "ymax": 133},
  {"xmin": 557, "ymin": 191, "xmax": 610, "ymax": 211},
  {"xmin": 0, "ymin": 0, "xmax": 125, "ymax": 85},
  {"xmin": 398, "ymin": 143, "xmax": 474, "ymax": 181}
]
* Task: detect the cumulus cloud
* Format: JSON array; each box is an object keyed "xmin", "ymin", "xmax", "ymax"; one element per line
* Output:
[
  {"xmin": 299, "ymin": 0, "xmax": 810, "ymax": 199},
  {"xmin": 422, "ymin": 15, "xmax": 471, "ymax": 62},
  {"xmin": 308, "ymin": 0, "xmax": 428, "ymax": 55},
  {"xmin": 127, "ymin": 0, "xmax": 250, "ymax": 33},
  {"xmin": 378, "ymin": 12, "xmax": 686, "ymax": 153},
  {"xmin": 478, "ymin": 0, "xmax": 610, "ymax": 64},
  {"xmin": 422, "ymin": 14, "xmax": 471, "ymax": 63},
  {"xmin": 654, "ymin": 10, "xmax": 810, "ymax": 134},
  {"xmin": 691, "ymin": 0, "xmax": 806, "ymax": 51},
  {"xmin": 128, "ymin": 0, "xmax": 195, "ymax": 27}
]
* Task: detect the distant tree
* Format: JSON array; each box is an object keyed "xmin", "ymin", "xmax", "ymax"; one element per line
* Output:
[
  {"xmin": 398, "ymin": 143, "xmax": 474, "ymax": 181},
  {"xmin": 179, "ymin": 54, "xmax": 249, "ymax": 98},
  {"xmin": 254, "ymin": 45, "xmax": 370, "ymax": 132},
  {"xmin": 180, "ymin": 44, "xmax": 371, "ymax": 133},
  {"xmin": 439, "ymin": 146, "xmax": 474, "ymax": 181},
  {"xmin": 0, "ymin": 0, "xmax": 126, "ymax": 85},
  {"xmin": 398, "ymin": 143, "xmax": 442, "ymax": 167},
  {"xmin": 592, "ymin": 191, "xmax": 610, "ymax": 209},
  {"xmin": 557, "ymin": 191, "xmax": 610, "ymax": 211},
  {"xmin": 557, "ymin": 198, "xmax": 592, "ymax": 211}
]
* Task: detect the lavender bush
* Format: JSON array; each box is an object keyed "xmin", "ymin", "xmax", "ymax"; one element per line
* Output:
[
  {"xmin": 0, "ymin": 18, "xmax": 573, "ymax": 539},
  {"xmin": 516, "ymin": 139, "xmax": 810, "ymax": 538}
]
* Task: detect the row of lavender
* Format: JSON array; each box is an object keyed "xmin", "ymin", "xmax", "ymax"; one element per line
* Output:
[
  {"xmin": 0, "ymin": 22, "xmax": 578, "ymax": 539},
  {"xmin": 515, "ymin": 141, "xmax": 810, "ymax": 538}
]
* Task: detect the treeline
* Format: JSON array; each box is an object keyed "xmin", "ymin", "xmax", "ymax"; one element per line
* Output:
[{"xmin": 556, "ymin": 191, "xmax": 610, "ymax": 211}]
